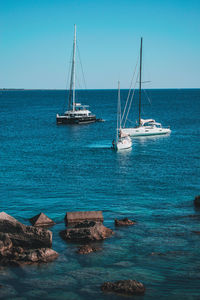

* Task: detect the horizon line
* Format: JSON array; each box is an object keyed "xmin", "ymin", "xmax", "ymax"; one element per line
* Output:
[{"xmin": 1, "ymin": 88, "xmax": 200, "ymax": 91}]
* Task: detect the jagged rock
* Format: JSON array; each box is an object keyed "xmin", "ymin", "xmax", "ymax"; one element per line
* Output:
[
  {"xmin": 29, "ymin": 213, "xmax": 55, "ymax": 227},
  {"xmin": 77, "ymin": 244, "xmax": 101, "ymax": 254},
  {"xmin": 0, "ymin": 212, "xmax": 52, "ymax": 248},
  {"xmin": 0, "ymin": 238, "xmax": 58, "ymax": 265},
  {"xmin": 194, "ymin": 195, "xmax": 200, "ymax": 207},
  {"xmin": 101, "ymin": 279, "xmax": 145, "ymax": 295},
  {"xmin": 0, "ymin": 212, "xmax": 58, "ymax": 265},
  {"xmin": 115, "ymin": 217, "xmax": 136, "ymax": 226},
  {"xmin": 60, "ymin": 221, "xmax": 113, "ymax": 242},
  {"xmin": 0, "ymin": 212, "xmax": 18, "ymax": 223},
  {"xmin": 65, "ymin": 211, "xmax": 103, "ymax": 226}
]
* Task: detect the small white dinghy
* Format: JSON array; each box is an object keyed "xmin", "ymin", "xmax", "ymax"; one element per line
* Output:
[
  {"xmin": 112, "ymin": 82, "xmax": 132, "ymax": 151},
  {"xmin": 114, "ymin": 130, "xmax": 132, "ymax": 150}
]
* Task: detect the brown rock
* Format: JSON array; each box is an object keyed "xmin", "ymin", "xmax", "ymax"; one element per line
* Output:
[
  {"xmin": 0, "ymin": 213, "xmax": 58, "ymax": 265},
  {"xmin": 0, "ymin": 212, "xmax": 52, "ymax": 249},
  {"xmin": 65, "ymin": 211, "xmax": 103, "ymax": 226},
  {"xmin": 60, "ymin": 221, "xmax": 113, "ymax": 242},
  {"xmin": 0, "ymin": 212, "xmax": 18, "ymax": 223},
  {"xmin": 29, "ymin": 213, "xmax": 55, "ymax": 227},
  {"xmin": 77, "ymin": 244, "xmax": 101, "ymax": 255},
  {"xmin": 0, "ymin": 236, "xmax": 58, "ymax": 265},
  {"xmin": 101, "ymin": 279, "xmax": 145, "ymax": 295},
  {"xmin": 115, "ymin": 218, "xmax": 136, "ymax": 226},
  {"xmin": 194, "ymin": 195, "xmax": 200, "ymax": 207}
]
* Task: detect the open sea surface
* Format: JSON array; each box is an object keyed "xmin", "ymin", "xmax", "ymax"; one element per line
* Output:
[{"xmin": 0, "ymin": 89, "xmax": 200, "ymax": 299}]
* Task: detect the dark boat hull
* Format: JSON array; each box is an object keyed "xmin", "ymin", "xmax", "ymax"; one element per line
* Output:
[{"xmin": 56, "ymin": 115, "xmax": 98, "ymax": 125}]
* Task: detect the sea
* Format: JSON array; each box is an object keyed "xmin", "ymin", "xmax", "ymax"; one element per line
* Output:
[{"xmin": 0, "ymin": 89, "xmax": 199, "ymax": 299}]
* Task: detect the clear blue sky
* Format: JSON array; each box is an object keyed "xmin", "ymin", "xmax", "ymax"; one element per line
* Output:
[{"xmin": 1, "ymin": 0, "xmax": 200, "ymax": 89}]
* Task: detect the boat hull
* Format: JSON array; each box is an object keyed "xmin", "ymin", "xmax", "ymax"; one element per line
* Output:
[
  {"xmin": 116, "ymin": 142, "xmax": 132, "ymax": 150},
  {"xmin": 122, "ymin": 127, "xmax": 171, "ymax": 137},
  {"xmin": 115, "ymin": 137, "xmax": 132, "ymax": 151},
  {"xmin": 56, "ymin": 115, "xmax": 97, "ymax": 125}
]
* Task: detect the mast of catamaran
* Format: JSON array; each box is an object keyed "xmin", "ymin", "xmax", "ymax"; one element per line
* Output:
[
  {"xmin": 117, "ymin": 81, "xmax": 121, "ymax": 142},
  {"xmin": 138, "ymin": 37, "xmax": 143, "ymax": 126},
  {"xmin": 68, "ymin": 24, "xmax": 76, "ymax": 111}
]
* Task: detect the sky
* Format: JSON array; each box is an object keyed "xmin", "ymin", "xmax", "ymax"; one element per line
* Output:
[{"xmin": 0, "ymin": 0, "xmax": 200, "ymax": 89}]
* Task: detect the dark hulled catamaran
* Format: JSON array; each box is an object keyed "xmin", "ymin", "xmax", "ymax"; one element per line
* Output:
[{"xmin": 56, "ymin": 25, "xmax": 100, "ymax": 125}]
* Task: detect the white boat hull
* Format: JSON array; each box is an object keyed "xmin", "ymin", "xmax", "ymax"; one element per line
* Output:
[
  {"xmin": 122, "ymin": 126, "xmax": 171, "ymax": 137},
  {"xmin": 116, "ymin": 137, "xmax": 132, "ymax": 150}
]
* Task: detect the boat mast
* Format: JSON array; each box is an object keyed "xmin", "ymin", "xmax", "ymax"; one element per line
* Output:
[
  {"xmin": 117, "ymin": 81, "xmax": 121, "ymax": 142},
  {"xmin": 68, "ymin": 24, "xmax": 76, "ymax": 111},
  {"xmin": 139, "ymin": 37, "xmax": 143, "ymax": 126}
]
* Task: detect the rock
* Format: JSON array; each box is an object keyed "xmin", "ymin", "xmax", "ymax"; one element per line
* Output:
[
  {"xmin": 60, "ymin": 221, "xmax": 113, "ymax": 242},
  {"xmin": 0, "ymin": 212, "xmax": 52, "ymax": 249},
  {"xmin": 151, "ymin": 252, "xmax": 166, "ymax": 256},
  {"xmin": 0, "ymin": 212, "xmax": 18, "ymax": 223},
  {"xmin": 192, "ymin": 231, "xmax": 200, "ymax": 235},
  {"xmin": 101, "ymin": 279, "xmax": 145, "ymax": 295},
  {"xmin": 0, "ymin": 213, "xmax": 58, "ymax": 265},
  {"xmin": 115, "ymin": 217, "xmax": 136, "ymax": 226},
  {"xmin": 0, "ymin": 240, "xmax": 58, "ymax": 265},
  {"xmin": 29, "ymin": 213, "xmax": 55, "ymax": 227},
  {"xmin": 65, "ymin": 211, "xmax": 103, "ymax": 226},
  {"xmin": 77, "ymin": 245, "xmax": 101, "ymax": 254},
  {"xmin": 194, "ymin": 195, "xmax": 200, "ymax": 207}
]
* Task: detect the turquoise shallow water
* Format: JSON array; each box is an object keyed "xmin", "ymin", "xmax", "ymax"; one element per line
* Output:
[{"xmin": 0, "ymin": 89, "xmax": 200, "ymax": 299}]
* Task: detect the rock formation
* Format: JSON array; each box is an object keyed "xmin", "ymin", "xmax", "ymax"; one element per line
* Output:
[
  {"xmin": 0, "ymin": 212, "xmax": 58, "ymax": 265},
  {"xmin": 77, "ymin": 244, "xmax": 101, "ymax": 254},
  {"xmin": 115, "ymin": 217, "xmax": 136, "ymax": 226},
  {"xmin": 29, "ymin": 213, "xmax": 55, "ymax": 227},
  {"xmin": 101, "ymin": 279, "xmax": 145, "ymax": 295},
  {"xmin": 60, "ymin": 220, "xmax": 113, "ymax": 242},
  {"xmin": 65, "ymin": 211, "xmax": 103, "ymax": 226}
]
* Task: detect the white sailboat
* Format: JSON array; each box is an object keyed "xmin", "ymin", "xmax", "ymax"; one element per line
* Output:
[
  {"xmin": 122, "ymin": 38, "xmax": 171, "ymax": 137},
  {"xmin": 112, "ymin": 82, "xmax": 132, "ymax": 151},
  {"xmin": 56, "ymin": 25, "xmax": 101, "ymax": 125}
]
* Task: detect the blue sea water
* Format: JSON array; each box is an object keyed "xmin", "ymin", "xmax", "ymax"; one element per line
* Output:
[{"xmin": 0, "ymin": 89, "xmax": 199, "ymax": 299}]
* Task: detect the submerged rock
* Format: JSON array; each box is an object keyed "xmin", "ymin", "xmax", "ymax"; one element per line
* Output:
[
  {"xmin": 77, "ymin": 244, "xmax": 101, "ymax": 254},
  {"xmin": 29, "ymin": 213, "xmax": 55, "ymax": 227},
  {"xmin": 0, "ymin": 212, "xmax": 58, "ymax": 265},
  {"xmin": 101, "ymin": 279, "xmax": 145, "ymax": 295},
  {"xmin": 194, "ymin": 195, "xmax": 200, "ymax": 207},
  {"xmin": 65, "ymin": 211, "xmax": 103, "ymax": 226},
  {"xmin": 192, "ymin": 231, "xmax": 200, "ymax": 235},
  {"xmin": 115, "ymin": 217, "xmax": 136, "ymax": 226},
  {"xmin": 60, "ymin": 221, "xmax": 113, "ymax": 242}
]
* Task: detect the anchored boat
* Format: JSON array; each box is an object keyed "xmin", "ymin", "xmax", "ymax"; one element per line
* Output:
[
  {"xmin": 112, "ymin": 82, "xmax": 132, "ymax": 151},
  {"xmin": 56, "ymin": 25, "xmax": 100, "ymax": 125},
  {"xmin": 122, "ymin": 38, "xmax": 171, "ymax": 137}
]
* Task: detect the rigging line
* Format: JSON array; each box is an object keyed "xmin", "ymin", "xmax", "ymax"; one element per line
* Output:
[
  {"xmin": 143, "ymin": 88, "xmax": 152, "ymax": 105},
  {"xmin": 126, "ymin": 118, "xmax": 135, "ymax": 124},
  {"xmin": 62, "ymin": 49, "xmax": 73, "ymax": 112},
  {"xmin": 123, "ymin": 71, "xmax": 139, "ymax": 128},
  {"xmin": 77, "ymin": 42, "xmax": 87, "ymax": 90},
  {"xmin": 121, "ymin": 53, "xmax": 139, "ymax": 124}
]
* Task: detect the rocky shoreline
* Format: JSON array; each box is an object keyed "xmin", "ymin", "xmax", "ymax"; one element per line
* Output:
[{"xmin": 1, "ymin": 195, "xmax": 199, "ymax": 297}]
